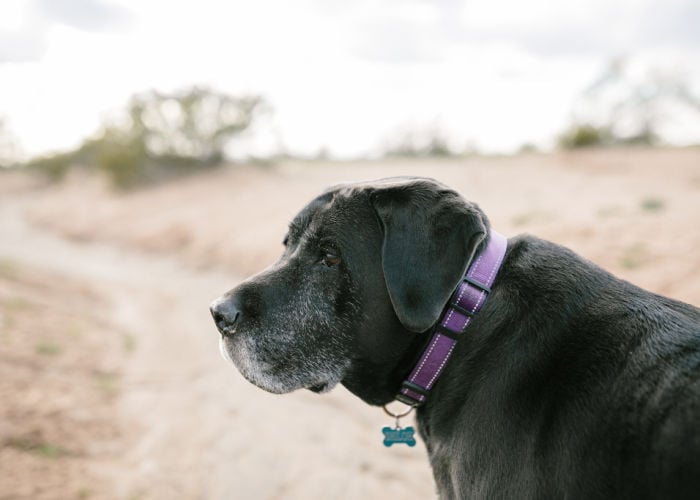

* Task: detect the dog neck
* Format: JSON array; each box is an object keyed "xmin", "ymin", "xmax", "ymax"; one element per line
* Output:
[{"xmin": 394, "ymin": 230, "xmax": 508, "ymax": 407}]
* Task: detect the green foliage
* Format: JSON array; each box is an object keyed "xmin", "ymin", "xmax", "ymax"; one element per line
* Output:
[
  {"xmin": 35, "ymin": 341, "xmax": 62, "ymax": 356},
  {"xmin": 25, "ymin": 151, "xmax": 75, "ymax": 180},
  {"xmin": 640, "ymin": 196, "xmax": 666, "ymax": 213},
  {"xmin": 4, "ymin": 436, "xmax": 70, "ymax": 458},
  {"xmin": 557, "ymin": 123, "xmax": 659, "ymax": 150},
  {"xmin": 0, "ymin": 258, "xmax": 19, "ymax": 279},
  {"xmin": 558, "ymin": 124, "xmax": 610, "ymax": 149},
  {"xmin": 90, "ymin": 130, "xmax": 149, "ymax": 189},
  {"xmin": 619, "ymin": 243, "xmax": 647, "ymax": 270},
  {"xmin": 26, "ymin": 87, "xmax": 265, "ymax": 188}
]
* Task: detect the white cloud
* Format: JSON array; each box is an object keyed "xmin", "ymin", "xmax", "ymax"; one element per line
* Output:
[
  {"xmin": 0, "ymin": 0, "xmax": 132, "ymax": 63},
  {"xmin": 35, "ymin": 0, "xmax": 132, "ymax": 32}
]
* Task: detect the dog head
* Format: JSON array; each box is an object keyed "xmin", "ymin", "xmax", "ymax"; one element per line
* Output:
[{"xmin": 210, "ymin": 177, "xmax": 489, "ymax": 404}]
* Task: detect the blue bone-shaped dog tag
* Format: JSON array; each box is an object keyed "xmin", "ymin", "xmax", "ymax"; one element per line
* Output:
[{"xmin": 382, "ymin": 426, "xmax": 416, "ymax": 447}]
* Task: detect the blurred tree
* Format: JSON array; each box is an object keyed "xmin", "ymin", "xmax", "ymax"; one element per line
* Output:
[
  {"xmin": 26, "ymin": 86, "xmax": 266, "ymax": 188},
  {"xmin": 560, "ymin": 57, "xmax": 700, "ymax": 149},
  {"xmin": 557, "ymin": 124, "xmax": 612, "ymax": 149},
  {"xmin": 124, "ymin": 87, "xmax": 263, "ymax": 165}
]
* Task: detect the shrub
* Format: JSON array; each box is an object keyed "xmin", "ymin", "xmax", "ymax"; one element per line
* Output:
[{"xmin": 558, "ymin": 124, "xmax": 611, "ymax": 149}]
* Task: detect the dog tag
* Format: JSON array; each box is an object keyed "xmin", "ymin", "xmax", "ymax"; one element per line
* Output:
[
  {"xmin": 382, "ymin": 403, "xmax": 416, "ymax": 447},
  {"xmin": 382, "ymin": 425, "xmax": 416, "ymax": 447}
]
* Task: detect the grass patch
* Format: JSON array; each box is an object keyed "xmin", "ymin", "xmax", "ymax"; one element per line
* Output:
[
  {"xmin": 122, "ymin": 333, "xmax": 137, "ymax": 353},
  {"xmin": 619, "ymin": 244, "xmax": 647, "ymax": 270},
  {"xmin": 0, "ymin": 311, "xmax": 14, "ymax": 332},
  {"xmin": 640, "ymin": 197, "xmax": 665, "ymax": 213},
  {"xmin": 0, "ymin": 258, "xmax": 18, "ymax": 279},
  {"xmin": 77, "ymin": 488, "xmax": 93, "ymax": 499},
  {"xmin": 596, "ymin": 205, "xmax": 624, "ymax": 218},
  {"xmin": 35, "ymin": 341, "xmax": 62, "ymax": 356},
  {"xmin": 93, "ymin": 370, "xmax": 120, "ymax": 396},
  {"xmin": 0, "ymin": 297, "xmax": 33, "ymax": 333},
  {"xmin": 5, "ymin": 436, "xmax": 70, "ymax": 459}
]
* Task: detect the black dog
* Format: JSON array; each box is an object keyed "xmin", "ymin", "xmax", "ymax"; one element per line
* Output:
[{"xmin": 210, "ymin": 177, "xmax": 700, "ymax": 498}]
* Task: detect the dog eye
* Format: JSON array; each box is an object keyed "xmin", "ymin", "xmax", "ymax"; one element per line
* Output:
[
  {"xmin": 282, "ymin": 235, "xmax": 289, "ymax": 247},
  {"xmin": 321, "ymin": 251, "xmax": 341, "ymax": 267}
]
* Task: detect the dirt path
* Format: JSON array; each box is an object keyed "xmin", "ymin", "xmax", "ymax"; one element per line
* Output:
[{"xmin": 0, "ymin": 189, "xmax": 434, "ymax": 499}]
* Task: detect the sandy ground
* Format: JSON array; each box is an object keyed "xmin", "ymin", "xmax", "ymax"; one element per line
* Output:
[
  {"xmin": 0, "ymin": 259, "xmax": 124, "ymax": 499},
  {"xmin": 0, "ymin": 147, "xmax": 699, "ymax": 499}
]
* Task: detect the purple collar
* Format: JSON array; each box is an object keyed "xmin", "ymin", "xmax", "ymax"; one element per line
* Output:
[{"xmin": 395, "ymin": 230, "xmax": 508, "ymax": 407}]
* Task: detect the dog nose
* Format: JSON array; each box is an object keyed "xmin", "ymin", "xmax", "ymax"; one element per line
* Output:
[{"xmin": 210, "ymin": 296, "xmax": 241, "ymax": 333}]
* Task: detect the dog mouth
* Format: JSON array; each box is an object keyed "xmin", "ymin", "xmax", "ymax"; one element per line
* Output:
[
  {"xmin": 218, "ymin": 335, "xmax": 339, "ymax": 395},
  {"xmin": 215, "ymin": 324, "xmax": 237, "ymax": 338},
  {"xmin": 221, "ymin": 346, "xmax": 287, "ymax": 393},
  {"xmin": 308, "ymin": 382, "xmax": 330, "ymax": 393}
]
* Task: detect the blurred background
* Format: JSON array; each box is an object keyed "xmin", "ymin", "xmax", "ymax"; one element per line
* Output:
[{"xmin": 0, "ymin": 1, "xmax": 699, "ymax": 499}]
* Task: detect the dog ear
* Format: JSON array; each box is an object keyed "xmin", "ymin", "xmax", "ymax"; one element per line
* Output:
[{"xmin": 371, "ymin": 178, "xmax": 489, "ymax": 333}]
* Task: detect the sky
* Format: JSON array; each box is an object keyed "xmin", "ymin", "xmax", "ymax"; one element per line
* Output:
[{"xmin": 1, "ymin": 0, "xmax": 699, "ymax": 159}]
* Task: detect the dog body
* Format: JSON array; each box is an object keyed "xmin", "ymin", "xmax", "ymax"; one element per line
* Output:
[{"xmin": 211, "ymin": 178, "xmax": 700, "ymax": 498}]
